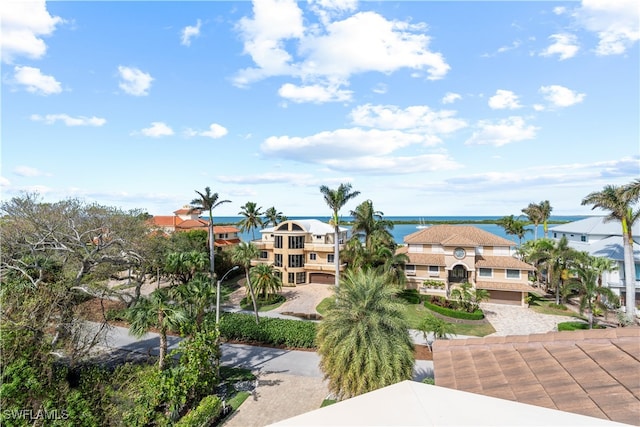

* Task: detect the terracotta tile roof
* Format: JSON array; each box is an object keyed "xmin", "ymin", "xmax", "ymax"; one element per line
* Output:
[
  {"xmin": 214, "ymin": 238, "xmax": 241, "ymax": 247},
  {"xmin": 476, "ymin": 255, "xmax": 535, "ymax": 270},
  {"xmin": 175, "ymin": 219, "xmax": 208, "ymax": 230},
  {"xmin": 214, "ymin": 225, "xmax": 240, "ymax": 233},
  {"xmin": 433, "ymin": 327, "xmax": 640, "ymax": 425},
  {"xmin": 150, "ymin": 216, "xmax": 177, "ymax": 227},
  {"xmin": 475, "ymin": 281, "xmax": 537, "ymax": 292},
  {"xmin": 405, "ymin": 252, "xmax": 446, "ymax": 266},
  {"xmin": 174, "ymin": 207, "xmax": 199, "ymax": 215},
  {"xmin": 404, "ymin": 225, "xmax": 515, "ymax": 247}
]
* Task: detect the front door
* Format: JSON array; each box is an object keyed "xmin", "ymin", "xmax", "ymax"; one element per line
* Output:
[{"xmin": 449, "ymin": 265, "xmax": 467, "ymax": 283}]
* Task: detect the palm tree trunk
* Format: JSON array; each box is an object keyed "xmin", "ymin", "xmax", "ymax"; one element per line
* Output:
[
  {"xmin": 246, "ymin": 271, "xmax": 260, "ymax": 324},
  {"xmin": 334, "ymin": 226, "xmax": 340, "ymax": 289},
  {"xmin": 623, "ymin": 232, "xmax": 636, "ymax": 321},
  {"xmin": 159, "ymin": 329, "xmax": 167, "ymax": 370}
]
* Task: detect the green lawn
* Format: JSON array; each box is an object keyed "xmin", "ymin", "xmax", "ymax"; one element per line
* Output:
[
  {"xmin": 527, "ymin": 295, "xmax": 585, "ymax": 319},
  {"xmin": 403, "ymin": 303, "xmax": 496, "ymax": 337},
  {"xmin": 316, "ymin": 297, "xmax": 335, "ymax": 315},
  {"xmin": 227, "ymin": 391, "xmax": 250, "ymax": 411}
]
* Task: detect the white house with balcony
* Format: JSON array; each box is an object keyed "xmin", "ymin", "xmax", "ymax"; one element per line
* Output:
[
  {"xmin": 251, "ymin": 219, "xmax": 347, "ymax": 286},
  {"xmin": 549, "ymin": 216, "xmax": 640, "ymax": 307}
]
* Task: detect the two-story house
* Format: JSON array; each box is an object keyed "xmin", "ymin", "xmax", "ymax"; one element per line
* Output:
[
  {"xmin": 150, "ymin": 207, "xmax": 241, "ymax": 251},
  {"xmin": 399, "ymin": 225, "xmax": 535, "ymax": 306},
  {"xmin": 550, "ymin": 216, "xmax": 640, "ymax": 307},
  {"xmin": 252, "ymin": 219, "xmax": 347, "ymax": 286}
]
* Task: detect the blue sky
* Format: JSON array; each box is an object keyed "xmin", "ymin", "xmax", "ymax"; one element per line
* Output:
[{"xmin": 2, "ymin": 0, "xmax": 639, "ymax": 217}]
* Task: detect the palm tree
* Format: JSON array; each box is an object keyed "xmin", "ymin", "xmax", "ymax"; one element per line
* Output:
[
  {"xmin": 349, "ymin": 200, "xmax": 394, "ymax": 251},
  {"xmin": 582, "ymin": 184, "xmax": 639, "ymax": 321},
  {"xmin": 263, "ymin": 207, "xmax": 287, "ymax": 227},
  {"xmin": 127, "ymin": 288, "xmax": 187, "ymax": 369},
  {"xmin": 164, "ymin": 250, "xmax": 208, "ymax": 284},
  {"xmin": 190, "ymin": 187, "xmax": 231, "ymax": 283},
  {"xmin": 522, "ymin": 203, "xmax": 543, "ymax": 240},
  {"xmin": 531, "ymin": 236, "xmax": 576, "ymax": 305},
  {"xmin": 319, "ymin": 183, "xmax": 360, "ymax": 288},
  {"xmin": 497, "ymin": 215, "xmax": 530, "ymax": 246},
  {"xmin": 317, "ymin": 269, "xmax": 414, "ymax": 399},
  {"xmin": 250, "ymin": 263, "xmax": 282, "ymax": 299},
  {"xmin": 238, "ymin": 201, "xmax": 264, "ymax": 240},
  {"xmin": 419, "ymin": 313, "xmax": 454, "ymax": 350},
  {"xmin": 539, "ymin": 200, "xmax": 553, "ymax": 239},
  {"xmin": 230, "ymin": 242, "xmax": 260, "ymax": 324},
  {"xmin": 568, "ymin": 254, "xmax": 619, "ymax": 329}
]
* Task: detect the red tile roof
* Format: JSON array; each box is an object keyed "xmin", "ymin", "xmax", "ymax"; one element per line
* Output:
[
  {"xmin": 433, "ymin": 327, "xmax": 640, "ymax": 425},
  {"xmin": 150, "ymin": 215, "xmax": 177, "ymax": 227},
  {"xmin": 214, "ymin": 225, "xmax": 240, "ymax": 233}
]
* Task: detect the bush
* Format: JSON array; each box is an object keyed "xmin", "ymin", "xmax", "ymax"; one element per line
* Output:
[
  {"xmin": 422, "ymin": 280, "xmax": 445, "ymax": 289},
  {"xmin": 396, "ymin": 289, "xmax": 421, "ymax": 304},
  {"xmin": 219, "ymin": 313, "xmax": 317, "ymax": 348},
  {"xmin": 549, "ymin": 303, "xmax": 568, "ymax": 311},
  {"xmin": 557, "ymin": 321, "xmax": 603, "ymax": 331},
  {"xmin": 175, "ymin": 395, "xmax": 222, "ymax": 427},
  {"xmin": 240, "ymin": 294, "xmax": 285, "ymax": 308},
  {"xmin": 424, "ymin": 300, "xmax": 485, "ymax": 320}
]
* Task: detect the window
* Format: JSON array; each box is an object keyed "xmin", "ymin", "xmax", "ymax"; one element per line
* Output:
[
  {"xmin": 475, "ymin": 246, "xmax": 484, "ymax": 255},
  {"xmin": 494, "ymin": 247, "xmax": 509, "ymax": 256},
  {"xmin": 309, "ymin": 253, "xmax": 317, "ymax": 261},
  {"xmin": 288, "ymin": 235, "xmax": 304, "ymax": 249},
  {"xmin": 274, "ymin": 254, "xmax": 282, "ymax": 267},
  {"xmin": 408, "ymin": 245, "xmax": 423, "ymax": 253},
  {"xmin": 274, "ymin": 235, "xmax": 283, "ymax": 249},
  {"xmin": 327, "ymin": 254, "xmax": 335, "ymax": 264},
  {"xmin": 260, "ymin": 251, "xmax": 268, "ymax": 259},
  {"xmin": 406, "ymin": 265, "xmax": 416, "ymax": 276},
  {"xmin": 479, "ymin": 268, "xmax": 492, "ymax": 277},
  {"xmin": 580, "ymin": 235, "xmax": 587, "ymax": 242},
  {"xmin": 288, "ymin": 254, "xmax": 304, "ymax": 268},
  {"xmin": 292, "ymin": 224, "xmax": 303, "ymax": 231},
  {"xmin": 506, "ymin": 269, "xmax": 520, "ymax": 279},
  {"xmin": 296, "ymin": 272, "xmax": 305, "ymax": 284},
  {"xmin": 288, "ymin": 273, "xmax": 295, "ymax": 284},
  {"xmin": 553, "ymin": 232, "xmax": 557, "ymax": 238},
  {"xmin": 429, "ymin": 266, "xmax": 439, "ymax": 276}
]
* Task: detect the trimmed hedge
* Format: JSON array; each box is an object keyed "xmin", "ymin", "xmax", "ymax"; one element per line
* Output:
[
  {"xmin": 240, "ymin": 294, "xmax": 285, "ymax": 308},
  {"xmin": 175, "ymin": 395, "xmax": 222, "ymax": 427},
  {"xmin": 557, "ymin": 321, "xmax": 602, "ymax": 331},
  {"xmin": 219, "ymin": 313, "xmax": 317, "ymax": 348},
  {"xmin": 424, "ymin": 301, "xmax": 485, "ymax": 320}
]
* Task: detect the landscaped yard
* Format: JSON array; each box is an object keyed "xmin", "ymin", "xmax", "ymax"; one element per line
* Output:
[{"xmin": 527, "ymin": 294, "xmax": 586, "ymax": 319}]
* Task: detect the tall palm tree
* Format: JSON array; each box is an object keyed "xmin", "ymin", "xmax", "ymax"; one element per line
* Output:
[
  {"xmin": 263, "ymin": 206, "xmax": 287, "ymax": 227},
  {"xmin": 190, "ymin": 187, "xmax": 231, "ymax": 283},
  {"xmin": 582, "ymin": 184, "xmax": 639, "ymax": 321},
  {"xmin": 317, "ymin": 269, "xmax": 414, "ymax": 400},
  {"xmin": 497, "ymin": 215, "xmax": 530, "ymax": 246},
  {"xmin": 568, "ymin": 254, "xmax": 619, "ymax": 329},
  {"xmin": 231, "ymin": 242, "xmax": 260, "ymax": 324},
  {"xmin": 539, "ymin": 200, "xmax": 553, "ymax": 239},
  {"xmin": 127, "ymin": 289, "xmax": 187, "ymax": 370},
  {"xmin": 349, "ymin": 200, "xmax": 394, "ymax": 251},
  {"xmin": 319, "ymin": 183, "xmax": 360, "ymax": 288},
  {"xmin": 238, "ymin": 201, "xmax": 264, "ymax": 240},
  {"xmin": 529, "ymin": 236, "xmax": 576, "ymax": 304},
  {"xmin": 522, "ymin": 203, "xmax": 543, "ymax": 240},
  {"xmin": 250, "ymin": 263, "xmax": 282, "ymax": 299}
]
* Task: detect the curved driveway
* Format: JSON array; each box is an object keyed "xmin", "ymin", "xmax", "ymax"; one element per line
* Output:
[{"xmin": 480, "ymin": 303, "xmax": 574, "ymax": 336}]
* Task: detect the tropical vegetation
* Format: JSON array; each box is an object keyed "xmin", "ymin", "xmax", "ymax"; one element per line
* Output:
[
  {"xmin": 238, "ymin": 201, "xmax": 264, "ymax": 240},
  {"xmin": 231, "ymin": 242, "xmax": 261, "ymax": 324}
]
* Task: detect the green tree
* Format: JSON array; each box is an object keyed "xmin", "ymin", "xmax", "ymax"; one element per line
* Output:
[
  {"xmin": 250, "ymin": 263, "xmax": 283, "ymax": 299},
  {"xmin": 231, "ymin": 242, "xmax": 260, "ymax": 324},
  {"xmin": 568, "ymin": 254, "xmax": 619, "ymax": 329},
  {"xmin": 263, "ymin": 206, "xmax": 287, "ymax": 227},
  {"xmin": 317, "ymin": 269, "xmax": 414, "ymax": 400},
  {"xmin": 530, "ymin": 236, "xmax": 577, "ymax": 305},
  {"xmin": 319, "ymin": 183, "xmax": 360, "ymax": 288},
  {"xmin": 238, "ymin": 201, "xmax": 264, "ymax": 240},
  {"xmin": 419, "ymin": 313, "xmax": 454, "ymax": 350},
  {"xmin": 539, "ymin": 200, "xmax": 553, "ymax": 239},
  {"xmin": 582, "ymin": 183, "xmax": 639, "ymax": 320},
  {"xmin": 127, "ymin": 288, "xmax": 187, "ymax": 370},
  {"xmin": 349, "ymin": 200, "xmax": 394, "ymax": 251},
  {"xmin": 449, "ymin": 282, "xmax": 488, "ymax": 313},
  {"xmin": 190, "ymin": 187, "xmax": 231, "ymax": 283},
  {"xmin": 497, "ymin": 215, "xmax": 531, "ymax": 246},
  {"xmin": 169, "ymin": 275, "xmax": 214, "ymax": 330},
  {"xmin": 522, "ymin": 202, "xmax": 543, "ymax": 240},
  {"xmin": 164, "ymin": 250, "xmax": 208, "ymax": 285}
]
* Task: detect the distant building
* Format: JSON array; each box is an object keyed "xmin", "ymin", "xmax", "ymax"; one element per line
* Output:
[
  {"xmin": 398, "ymin": 225, "xmax": 535, "ymax": 306},
  {"xmin": 252, "ymin": 219, "xmax": 347, "ymax": 286},
  {"xmin": 150, "ymin": 207, "xmax": 241, "ymax": 251},
  {"xmin": 549, "ymin": 216, "xmax": 640, "ymax": 306}
]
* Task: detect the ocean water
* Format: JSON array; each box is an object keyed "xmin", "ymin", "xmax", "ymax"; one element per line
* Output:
[{"xmin": 211, "ymin": 215, "xmax": 587, "ymax": 245}]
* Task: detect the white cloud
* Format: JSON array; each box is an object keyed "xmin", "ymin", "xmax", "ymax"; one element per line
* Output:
[
  {"xmin": 465, "ymin": 116, "xmax": 539, "ymax": 147},
  {"xmin": 553, "ymin": 6, "xmax": 567, "ymax": 15},
  {"xmin": 350, "ymin": 104, "xmax": 467, "ymax": 135},
  {"xmin": 181, "ymin": 19, "xmax": 202, "ymax": 46},
  {"xmin": 13, "ymin": 165, "xmax": 51, "ymax": 177},
  {"xmin": 539, "ymin": 85, "xmax": 586, "ymax": 107},
  {"xmin": 13, "ymin": 66, "xmax": 61, "ymax": 95},
  {"xmin": 575, "ymin": 0, "xmax": 640, "ymax": 55},
  {"xmin": 1, "ymin": 0, "xmax": 63, "ymax": 64},
  {"xmin": 533, "ymin": 104, "xmax": 545, "ymax": 111},
  {"xmin": 308, "ymin": 0, "xmax": 358, "ymax": 25},
  {"xmin": 488, "ymin": 90, "xmax": 522, "ymax": 110},
  {"xmin": 234, "ymin": 2, "xmax": 449, "ymax": 102},
  {"xmin": 118, "ymin": 66, "xmax": 153, "ymax": 96},
  {"xmin": 278, "ymin": 83, "xmax": 352, "ymax": 103},
  {"xmin": 137, "ymin": 122, "xmax": 174, "ymax": 137},
  {"xmin": 540, "ymin": 33, "xmax": 579, "ymax": 60},
  {"xmin": 200, "ymin": 123, "xmax": 228, "ymax": 139},
  {"xmin": 372, "ymin": 83, "xmax": 387, "ymax": 94},
  {"xmin": 30, "ymin": 113, "xmax": 106, "ymax": 126},
  {"xmin": 0, "ymin": 176, "xmax": 10, "ymax": 187},
  {"xmin": 323, "ymin": 153, "xmax": 461, "ymax": 174},
  {"xmin": 442, "ymin": 92, "xmax": 461, "ymax": 104},
  {"xmin": 481, "ymin": 40, "xmax": 521, "ymax": 57},
  {"xmin": 218, "ymin": 172, "xmax": 315, "ymax": 185}
]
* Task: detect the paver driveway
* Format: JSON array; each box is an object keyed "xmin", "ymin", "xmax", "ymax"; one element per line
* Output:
[{"xmin": 480, "ymin": 302, "xmax": 573, "ymax": 336}]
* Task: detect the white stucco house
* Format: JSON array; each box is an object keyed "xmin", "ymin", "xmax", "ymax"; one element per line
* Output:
[{"xmin": 549, "ymin": 216, "xmax": 640, "ymax": 308}]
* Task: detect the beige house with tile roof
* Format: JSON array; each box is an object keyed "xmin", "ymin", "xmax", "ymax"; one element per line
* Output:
[
  {"xmin": 252, "ymin": 219, "xmax": 347, "ymax": 286},
  {"xmin": 400, "ymin": 225, "xmax": 536, "ymax": 306}
]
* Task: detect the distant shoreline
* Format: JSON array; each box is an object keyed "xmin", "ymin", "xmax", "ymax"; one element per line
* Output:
[{"xmin": 215, "ymin": 218, "xmax": 576, "ymax": 226}]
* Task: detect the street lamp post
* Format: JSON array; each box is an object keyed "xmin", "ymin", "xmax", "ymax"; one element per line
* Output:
[{"xmin": 217, "ymin": 266, "xmax": 239, "ymax": 324}]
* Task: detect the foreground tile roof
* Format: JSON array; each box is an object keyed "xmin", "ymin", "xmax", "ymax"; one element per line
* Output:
[
  {"xmin": 433, "ymin": 327, "xmax": 640, "ymax": 425},
  {"xmin": 404, "ymin": 224, "xmax": 515, "ymax": 246}
]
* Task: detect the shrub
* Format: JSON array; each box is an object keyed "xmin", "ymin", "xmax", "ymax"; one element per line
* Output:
[
  {"xmin": 396, "ymin": 289, "xmax": 421, "ymax": 304},
  {"xmin": 105, "ymin": 307, "xmax": 128, "ymax": 321},
  {"xmin": 175, "ymin": 395, "xmax": 222, "ymax": 427},
  {"xmin": 219, "ymin": 313, "xmax": 316, "ymax": 348},
  {"xmin": 557, "ymin": 321, "xmax": 602, "ymax": 331},
  {"xmin": 240, "ymin": 294, "xmax": 285, "ymax": 309},
  {"xmin": 549, "ymin": 303, "xmax": 568, "ymax": 311},
  {"xmin": 424, "ymin": 300, "xmax": 484, "ymax": 320},
  {"xmin": 422, "ymin": 280, "xmax": 445, "ymax": 289}
]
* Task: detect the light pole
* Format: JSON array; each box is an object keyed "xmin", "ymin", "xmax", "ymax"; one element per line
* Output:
[{"xmin": 217, "ymin": 266, "xmax": 239, "ymax": 324}]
